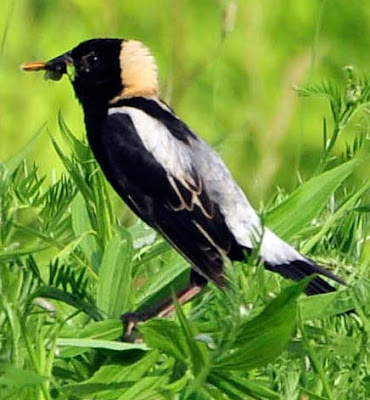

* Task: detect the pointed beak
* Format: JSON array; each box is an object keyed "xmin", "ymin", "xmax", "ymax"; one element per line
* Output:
[{"xmin": 21, "ymin": 52, "xmax": 73, "ymax": 81}]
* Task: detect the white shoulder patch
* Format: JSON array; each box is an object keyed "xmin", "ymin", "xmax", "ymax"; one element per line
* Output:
[{"xmin": 108, "ymin": 105, "xmax": 194, "ymax": 181}]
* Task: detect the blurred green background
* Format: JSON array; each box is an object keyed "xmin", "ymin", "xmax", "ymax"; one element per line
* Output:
[{"xmin": 2, "ymin": 0, "xmax": 370, "ymax": 205}]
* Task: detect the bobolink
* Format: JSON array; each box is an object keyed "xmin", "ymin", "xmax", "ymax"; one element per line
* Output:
[{"xmin": 23, "ymin": 38, "xmax": 344, "ymax": 325}]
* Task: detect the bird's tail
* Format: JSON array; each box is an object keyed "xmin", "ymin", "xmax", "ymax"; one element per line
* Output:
[{"xmin": 260, "ymin": 229, "xmax": 344, "ymax": 295}]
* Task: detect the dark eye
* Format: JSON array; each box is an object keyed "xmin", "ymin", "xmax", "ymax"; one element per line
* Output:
[
  {"xmin": 88, "ymin": 55, "xmax": 99, "ymax": 65},
  {"xmin": 80, "ymin": 53, "xmax": 99, "ymax": 74}
]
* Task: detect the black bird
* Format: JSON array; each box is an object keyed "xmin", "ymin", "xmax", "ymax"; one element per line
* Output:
[{"xmin": 22, "ymin": 38, "xmax": 344, "ymax": 324}]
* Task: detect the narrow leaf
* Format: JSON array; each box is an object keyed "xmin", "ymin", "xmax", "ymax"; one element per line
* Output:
[
  {"xmin": 299, "ymin": 289, "xmax": 354, "ymax": 320},
  {"xmin": 117, "ymin": 376, "xmax": 168, "ymax": 400},
  {"xmin": 58, "ymin": 111, "xmax": 90, "ymax": 160},
  {"xmin": 265, "ymin": 159, "xmax": 360, "ymax": 240},
  {"xmin": 58, "ymin": 319, "xmax": 124, "ymax": 358},
  {"xmin": 208, "ymin": 371, "xmax": 280, "ymax": 400},
  {"xmin": 31, "ymin": 286, "xmax": 102, "ymax": 320},
  {"xmin": 174, "ymin": 298, "xmax": 210, "ymax": 378},
  {"xmin": 56, "ymin": 338, "xmax": 148, "ymax": 351},
  {"xmin": 71, "ymin": 193, "xmax": 101, "ymax": 272},
  {"xmin": 96, "ymin": 231, "xmax": 134, "ymax": 318}
]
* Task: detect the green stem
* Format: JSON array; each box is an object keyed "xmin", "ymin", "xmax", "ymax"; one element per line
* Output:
[
  {"xmin": 299, "ymin": 313, "xmax": 334, "ymax": 400},
  {"xmin": 3, "ymin": 303, "xmax": 20, "ymax": 366},
  {"xmin": 17, "ymin": 311, "xmax": 52, "ymax": 400}
]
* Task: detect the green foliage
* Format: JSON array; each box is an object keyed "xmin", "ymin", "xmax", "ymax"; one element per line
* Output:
[
  {"xmin": 1, "ymin": 3, "xmax": 370, "ymax": 399},
  {"xmin": 297, "ymin": 68, "xmax": 370, "ymax": 167},
  {"xmin": 1, "ymin": 73, "xmax": 370, "ymax": 399},
  {"xmin": 265, "ymin": 159, "xmax": 361, "ymax": 241}
]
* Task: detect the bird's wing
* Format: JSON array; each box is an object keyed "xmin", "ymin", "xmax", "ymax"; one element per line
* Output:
[
  {"xmin": 99, "ymin": 99, "xmax": 343, "ymax": 294},
  {"xmin": 99, "ymin": 104, "xmax": 246, "ymax": 284}
]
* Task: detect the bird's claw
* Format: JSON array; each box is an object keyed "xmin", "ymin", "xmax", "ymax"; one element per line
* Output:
[{"xmin": 120, "ymin": 311, "xmax": 148, "ymax": 342}]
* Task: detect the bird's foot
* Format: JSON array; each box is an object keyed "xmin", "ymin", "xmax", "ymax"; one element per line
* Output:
[{"xmin": 120, "ymin": 311, "xmax": 150, "ymax": 342}]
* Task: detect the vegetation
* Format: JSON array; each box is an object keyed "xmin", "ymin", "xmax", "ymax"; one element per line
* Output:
[{"xmin": 1, "ymin": 1, "xmax": 370, "ymax": 399}]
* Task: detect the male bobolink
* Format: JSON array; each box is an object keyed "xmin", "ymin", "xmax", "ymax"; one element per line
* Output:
[{"xmin": 23, "ymin": 38, "xmax": 344, "ymax": 323}]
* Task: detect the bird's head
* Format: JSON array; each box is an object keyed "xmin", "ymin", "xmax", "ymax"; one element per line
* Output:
[{"xmin": 22, "ymin": 38, "xmax": 159, "ymax": 106}]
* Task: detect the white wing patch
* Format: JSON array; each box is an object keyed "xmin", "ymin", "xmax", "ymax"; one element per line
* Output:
[
  {"xmin": 260, "ymin": 228, "xmax": 305, "ymax": 265},
  {"xmin": 109, "ymin": 106, "xmax": 195, "ymax": 185}
]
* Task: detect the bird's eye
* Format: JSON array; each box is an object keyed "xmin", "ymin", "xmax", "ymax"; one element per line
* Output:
[{"xmin": 88, "ymin": 55, "xmax": 99, "ymax": 65}]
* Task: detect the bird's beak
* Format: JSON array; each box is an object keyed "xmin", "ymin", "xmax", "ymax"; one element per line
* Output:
[{"xmin": 21, "ymin": 52, "xmax": 73, "ymax": 81}]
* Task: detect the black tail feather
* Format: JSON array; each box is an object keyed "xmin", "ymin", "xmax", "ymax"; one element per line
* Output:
[{"xmin": 264, "ymin": 258, "xmax": 345, "ymax": 295}]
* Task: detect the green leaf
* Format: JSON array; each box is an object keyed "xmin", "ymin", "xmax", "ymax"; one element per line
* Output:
[
  {"xmin": 265, "ymin": 159, "xmax": 360, "ymax": 240},
  {"xmin": 90, "ymin": 169, "xmax": 115, "ymax": 246},
  {"xmin": 299, "ymin": 289, "xmax": 354, "ymax": 320},
  {"xmin": 71, "ymin": 193, "xmax": 101, "ymax": 272},
  {"xmin": 302, "ymin": 180, "xmax": 370, "ymax": 252},
  {"xmin": 76, "ymin": 319, "xmax": 123, "ymax": 340},
  {"xmin": 134, "ymin": 240, "xmax": 171, "ymax": 267},
  {"xmin": 53, "ymin": 231, "xmax": 95, "ymax": 263},
  {"xmin": 298, "ymin": 388, "xmax": 328, "ymax": 400},
  {"xmin": 58, "ymin": 319, "xmax": 125, "ymax": 357},
  {"xmin": 363, "ymin": 376, "xmax": 370, "ymax": 395},
  {"xmin": 208, "ymin": 371, "xmax": 280, "ymax": 400},
  {"xmin": 117, "ymin": 376, "xmax": 168, "ymax": 400},
  {"xmin": 354, "ymin": 204, "xmax": 370, "ymax": 213},
  {"xmin": 0, "ymin": 364, "xmax": 46, "ymax": 388},
  {"xmin": 58, "ymin": 111, "xmax": 90, "ymax": 160},
  {"xmin": 31, "ymin": 286, "xmax": 102, "ymax": 320},
  {"xmin": 162, "ymin": 372, "xmax": 189, "ymax": 393},
  {"xmin": 92, "ymin": 350, "xmax": 159, "ymax": 382},
  {"xmin": 56, "ymin": 338, "xmax": 148, "ymax": 351},
  {"xmin": 52, "ymin": 137, "xmax": 93, "ymax": 202},
  {"xmin": 62, "ymin": 351, "xmax": 160, "ymax": 396},
  {"xmin": 62, "ymin": 382, "xmax": 131, "ymax": 398},
  {"xmin": 0, "ymin": 245, "xmax": 50, "ymax": 262},
  {"xmin": 140, "ymin": 319, "xmax": 188, "ymax": 363},
  {"xmin": 174, "ymin": 297, "xmax": 210, "ymax": 379},
  {"xmin": 213, "ymin": 278, "xmax": 310, "ymax": 371},
  {"xmin": 96, "ymin": 230, "xmax": 134, "ymax": 318}
]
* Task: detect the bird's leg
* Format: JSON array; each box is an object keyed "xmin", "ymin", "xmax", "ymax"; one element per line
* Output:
[
  {"xmin": 121, "ymin": 271, "xmax": 207, "ymax": 340},
  {"xmin": 121, "ymin": 283, "xmax": 204, "ymax": 340}
]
